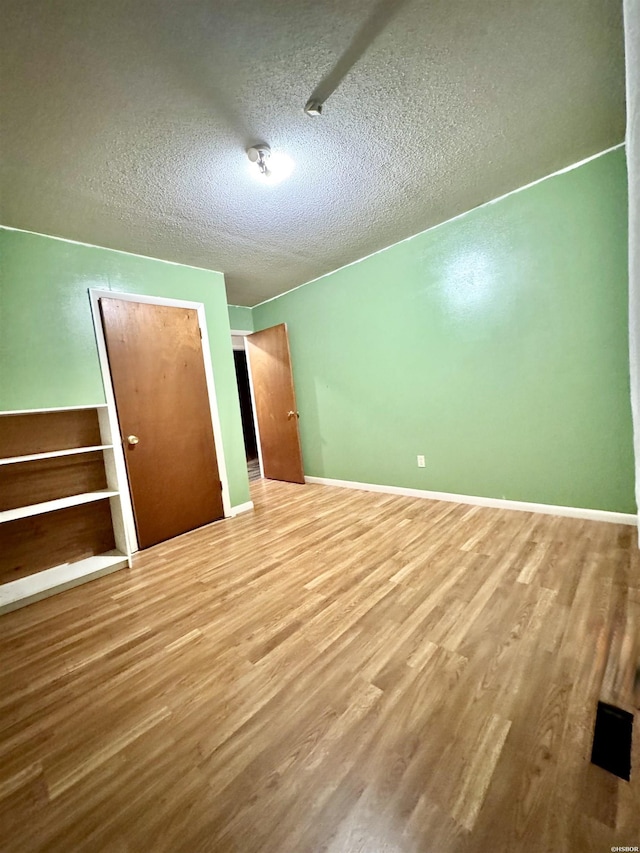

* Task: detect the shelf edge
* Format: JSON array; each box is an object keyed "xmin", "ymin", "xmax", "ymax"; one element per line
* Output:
[
  {"xmin": 0, "ymin": 445, "xmax": 114, "ymax": 466},
  {"xmin": 0, "ymin": 405, "xmax": 109, "ymax": 416},
  {"xmin": 0, "ymin": 490, "xmax": 121, "ymax": 524},
  {"xmin": 0, "ymin": 551, "xmax": 130, "ymax": 615}
]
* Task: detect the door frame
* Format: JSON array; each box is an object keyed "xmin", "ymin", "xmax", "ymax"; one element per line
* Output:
[
  {"xmin": 90, "ymin": 289, "xmax": 232, "ymax": 553},
  {"xmin": 230, "ymin": 329, "xmax": 264, "ymax": 479}
]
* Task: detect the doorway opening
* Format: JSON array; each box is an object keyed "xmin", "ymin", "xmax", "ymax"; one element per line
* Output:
[{"xmin": 232, "ymin": 337, "xmax": 261, "ymax": 482}]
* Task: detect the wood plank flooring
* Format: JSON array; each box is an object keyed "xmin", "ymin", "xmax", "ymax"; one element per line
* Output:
[{"xmin": 0, "ymin": 480, "xmax": 638, "ymax": 852}]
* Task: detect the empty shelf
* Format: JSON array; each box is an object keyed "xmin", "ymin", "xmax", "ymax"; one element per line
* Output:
[
  {"xmin": 0, "ymin": 404, "xmax": 108, "ymax": 416},
  {"xmin": 0, "ymin": 551, "xmax": 130, "ymax": 614},
  {"xmin": 0, "ymin": 445, "xmax": 114, "ymax": 465},
  {"xmin": 0, "ymin": 490, "xmax": 120, "ymax": 524}
]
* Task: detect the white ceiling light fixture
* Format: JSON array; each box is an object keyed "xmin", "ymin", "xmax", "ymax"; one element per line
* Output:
[
  {"xmin": 246, "ymin": 144, "xmax": 294, "ymax": 185},
  {"xmin": 247, "ymin": 144, "xmax": 271, "ymax": 175}
]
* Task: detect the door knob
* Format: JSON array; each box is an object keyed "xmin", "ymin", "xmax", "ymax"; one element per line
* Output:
[
  {"xmin": 287, "ymin": 411, "xmax": 300, "ymax": 419},
  {"xmin": 127, "ymin": 435, "xmax": 140, "ymax": 446}
]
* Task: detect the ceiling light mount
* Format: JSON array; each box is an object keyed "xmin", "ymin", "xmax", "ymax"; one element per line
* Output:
[
  {"xmin": 247, "ymin": 143, "xmax": 272, "ymax": 176},
  {"xmin": 246, "ymin": 143, "xmax": 295, "ymax": 185}
]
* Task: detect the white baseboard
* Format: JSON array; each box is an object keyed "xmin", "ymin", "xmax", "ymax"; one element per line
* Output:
[
  {"xmin": 304, "ymin": 476, "xmax": 637, "ymax": 526},
  {"xmin": 229, "ymin": 501, "xmax": 254, "ymax": 517}
]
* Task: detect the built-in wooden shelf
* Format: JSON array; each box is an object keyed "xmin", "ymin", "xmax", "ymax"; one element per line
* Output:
[
  {"xmin": 0, "ymin": 445, "xmax": 114, "ymax": 466},
  {"xmin": 0, "ymin": 550, "xmax": 129, "ymax": 615},
  {"xmin": 0, "ymin": 404, "xmax": 109, "ymax": 416},
  {"xmin": 0, "ymin": 490, "xmax": 120, "ymax": 524},
  {"xmin": 0, "ymin": 405, "xmax": 131, "ymax": 614}
]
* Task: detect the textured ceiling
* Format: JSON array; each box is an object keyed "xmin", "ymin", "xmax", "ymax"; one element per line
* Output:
[{"xmin": 0, "ymin": 0, "xmax": 626, "ymax": 305}]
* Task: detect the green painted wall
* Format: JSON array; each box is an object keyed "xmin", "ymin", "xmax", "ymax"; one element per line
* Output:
[
  {"xmin": 228, "ymin": 305, "xmax": 254, "ymax": 331},
  {"xmin": 253, "ymin": 149, "xmax": 635, "ymax": 513},
  {"xmin": 0, "ymin": 229, "xmax": 250, "ymax": 508}
]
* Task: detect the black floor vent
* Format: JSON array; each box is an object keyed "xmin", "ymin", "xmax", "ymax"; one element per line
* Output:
[{"xmin": 590, "ymin": 701, "xmax": 633, "ymax": 781}]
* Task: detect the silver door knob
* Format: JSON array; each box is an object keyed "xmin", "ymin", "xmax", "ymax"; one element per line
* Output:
[
  {"xmin": 127, "ymin": 435, "xmax": 139, "ymax": 445},
  {"xmin": 287, "ymin": 411, "xmax": 300, "ymax": 419}
]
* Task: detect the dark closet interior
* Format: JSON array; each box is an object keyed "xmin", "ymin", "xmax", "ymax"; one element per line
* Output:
[{"xmin": 233, "ymin": 349, "xmax": 260, "ymax": 480}]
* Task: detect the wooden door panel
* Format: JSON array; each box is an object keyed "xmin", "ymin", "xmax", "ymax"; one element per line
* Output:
[
  {"xmin": 99, "ymin": 298, "xmax": 224, "ymax": 549},
  {"xmin": 246, "ymin": 324, "xmax": 304, "ymax": 484}
]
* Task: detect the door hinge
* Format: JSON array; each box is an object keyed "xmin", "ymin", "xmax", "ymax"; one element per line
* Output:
[{"xmin": 198, "ymin": 326, "xmax": 202, "ymax": 339}]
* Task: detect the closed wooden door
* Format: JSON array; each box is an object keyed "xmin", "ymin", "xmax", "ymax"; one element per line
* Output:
[
  {"xmin": 99, "ymin": 298, "xmax": 224, "ymax": 549},
  {"xmin": 246, "ymin": 324, "xmax": 304, "ymax": 484}
]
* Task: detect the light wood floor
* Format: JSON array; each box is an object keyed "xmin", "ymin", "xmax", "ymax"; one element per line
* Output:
[{"xmin": 1, "ymin": 480, "xmax": 638, "ymax": 852}]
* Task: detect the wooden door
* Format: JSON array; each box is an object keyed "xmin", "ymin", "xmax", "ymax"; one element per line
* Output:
[
  {"xmin": 99, "ymin": 298, "xmax": 224, "ymax": 549},
  {"xmin": 246, "ymin": 324, "xmax": 304, "ymax": 484}
]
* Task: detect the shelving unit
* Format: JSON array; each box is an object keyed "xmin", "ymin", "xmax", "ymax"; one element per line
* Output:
[{"xmin": 0, "ymin": 405, "xmax": 131, "ymax": 614}]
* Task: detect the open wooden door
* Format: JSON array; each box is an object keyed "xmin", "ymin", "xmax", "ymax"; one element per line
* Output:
[
  {"xmin": 246, "ymin": 324, "xmax": 304, "ymax": 484},
  {"xmin": 99, "ymin": 297, "xmax": 225, "ymax": 549}
]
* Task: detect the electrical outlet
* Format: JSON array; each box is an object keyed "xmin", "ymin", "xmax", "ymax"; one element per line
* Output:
[{"xmin": 417, "ymin": 455, "xmax": 425, "ymax": 468}]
